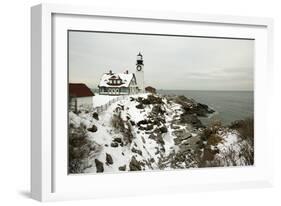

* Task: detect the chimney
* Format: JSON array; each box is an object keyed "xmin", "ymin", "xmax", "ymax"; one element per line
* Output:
[
  {"xmin": 109, "ymin": 70, "xmax": 112, "ymax": 74},
  {"xmin": 125, "ymin": 70, "xmax": 128, "ymax": 74}
]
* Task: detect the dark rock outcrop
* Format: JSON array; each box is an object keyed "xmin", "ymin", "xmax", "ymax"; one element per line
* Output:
[
  {"xmin": 136, "ymin": 103, "xmax": 145, "ymax": 109},
  {"xmin": 129, "ymin": 156, "xmax": 142, "ymax": 171},
  {"xmin": 119, "ymin": 165, "xmax": 126, "ymax": 171},
  {"xmin": 130, "ymin": 120, "xmax": 136, "ymax": 126},
  {"xmin": 110, "ymin": 142, "xmax": 118, "ymax": 147},
  {"xmin": 87, "ymin": 125, "xmax": 98, "ymax": 132},
  {"xmin": 95, "ymin": 159, "xmax": 104, "ymax": 173},
  {"xmin": 113, "ymin": 137, "xmax": 122, "ymax": 143},
  {"xmin": 172, "ymin": 95, "xmax": 214, "ymax": 127},
  {"xmin": 92, "ymin": 112, "xmax": 99, "ymax": 120},
  {"xmin": 139, "ymin": 124, "xmax": 154, "ymax": 131},
  {"xmin": 137, "ymin": 94, "xmax": 163, "ymax": 105},
  {"xmin": 131, "ymin": 147, "xmax": 142, "ymax": 156},
  {"xmin": 149, "ymin": 132, "xmax": 164, "ymax": 145},
  {"xmin": 180, "ymin": 113, "xmax": 204, "ymax": 128},
  {"xmin": 137, "ymin": 119, "xmax": 152, "ymax": 126},
  {"xmin": 106, "ymin": 153, "xmax": 113, "ymax": 165},
  {"xmin": 151, "ymin": 105, "xmax": 165, "ymax": 115},
  {"xmin": 159, "ymin": 126, "xmax": 168, "ymax": 133}
]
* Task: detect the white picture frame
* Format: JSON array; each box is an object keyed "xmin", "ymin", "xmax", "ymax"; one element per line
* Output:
[{"xmin": 31, "ymin": 3, "xmax": 274, "ymax": 202}]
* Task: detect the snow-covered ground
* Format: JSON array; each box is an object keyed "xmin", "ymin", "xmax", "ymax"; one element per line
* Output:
[
  {"xmin": 70, "ymin": 93, "xmax": 192, "ymax": 173},
  {"xmin": 69, "ymin": 93, "xmax": 253, "ymax": 173},
  {"xmin": 92, "ymin": 94, "xmax": 119, "ymax": 108}
]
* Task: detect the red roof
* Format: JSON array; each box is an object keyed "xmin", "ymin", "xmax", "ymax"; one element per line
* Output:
[
  {"xmin": 69, "ymin": 83, "xmax": 94, "ymax": 97},
  {"xmin": 145, "ymin": 86, "xmax": 156, "ymax": 93},
  {"xmin": 145, "ymin": 86, "xmax": 155, "ymax": 89}
]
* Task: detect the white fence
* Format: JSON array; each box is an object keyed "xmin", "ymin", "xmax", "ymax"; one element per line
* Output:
[{"xmin": 93, "ymin": 95, "xmax": 127, "ymax": 114}]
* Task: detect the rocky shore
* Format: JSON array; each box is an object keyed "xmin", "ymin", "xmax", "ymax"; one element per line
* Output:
[{"xmin": 68, "ymin": 93, "xmax": 253, "ymax": 174}]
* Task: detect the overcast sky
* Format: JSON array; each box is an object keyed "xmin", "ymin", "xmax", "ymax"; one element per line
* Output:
[{"xmin": 69, "ymin": 31, "xmax": 254, "ymax": 91}]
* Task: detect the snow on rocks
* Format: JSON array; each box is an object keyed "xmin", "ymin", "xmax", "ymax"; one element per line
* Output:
[
  {"xmin": 69, "ymin": 93, "xmax": 251, "ymax": 174},
  {"xmin": 75, "ymin": 93, "xmax": 197, "ymax": 173}
]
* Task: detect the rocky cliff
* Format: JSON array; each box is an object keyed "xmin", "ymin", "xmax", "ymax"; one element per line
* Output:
[{"xmin": 68, "ymin": 93, "xmax": 253, "ymax": 174}]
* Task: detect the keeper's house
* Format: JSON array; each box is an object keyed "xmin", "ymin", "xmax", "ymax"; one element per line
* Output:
[
  {"xmin": 98, "ymin": 70, "xmax": 138, "ymax": 95},
  {"xmin": 69, "ymin": 83, "xmax": 94, "ymax": 111}
]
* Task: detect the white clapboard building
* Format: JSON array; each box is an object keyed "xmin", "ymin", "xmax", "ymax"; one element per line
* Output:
[{"xmin": 98, "ymin": 53, "xmax": 145, "ymax": 95}]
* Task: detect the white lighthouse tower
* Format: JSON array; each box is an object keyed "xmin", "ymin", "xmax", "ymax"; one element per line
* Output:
[{"xmin": 135, "ymin": 52, "xmax": 144, "ymax": 92}]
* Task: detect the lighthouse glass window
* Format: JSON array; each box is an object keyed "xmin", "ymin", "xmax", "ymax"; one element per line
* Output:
[{"xmin": 68, "ymin": 30, "xmax": 254, "ymax": 174}]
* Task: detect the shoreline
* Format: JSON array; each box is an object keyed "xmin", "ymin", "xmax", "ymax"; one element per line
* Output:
[{"xmin": 158, "ymin": 90, "xmax": 253, "ymax": 126}]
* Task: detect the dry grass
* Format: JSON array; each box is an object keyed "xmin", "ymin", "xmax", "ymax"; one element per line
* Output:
[
  {"xmin": 229, "ymin": 117, "xmax": 254, "ymax": 165},
  {"xmin": 111, "ymin": 113, "xmax": 134, "ymax": 145},
  {"xmin": 68, "ymin": 124, "xmax": 93, "ymax": 173},
  {"xmin": 207, "ymin": 134, "xmax": 223, "ymax": 146},
  {"xmin": 229, "ymin": 118, "xmax": 254, "ymax": 141}
]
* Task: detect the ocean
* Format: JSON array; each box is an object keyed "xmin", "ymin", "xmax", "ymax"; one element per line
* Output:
[{"xmin": 158, "ymin": 90, "xmax": 254, "ymax": 126}]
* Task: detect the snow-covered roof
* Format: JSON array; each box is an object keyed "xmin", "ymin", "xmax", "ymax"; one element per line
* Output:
[{"xmin": 98, "ymin": 72, "xmax": 135, "ymax": 88}]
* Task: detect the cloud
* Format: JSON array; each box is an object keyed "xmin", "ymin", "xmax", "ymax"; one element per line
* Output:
[{"xmin": 69, "ymin": 31, "xmax": 254, "ymax": 91}]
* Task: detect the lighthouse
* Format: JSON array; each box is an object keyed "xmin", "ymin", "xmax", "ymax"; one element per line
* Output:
[{"xmin": 135, "ymin": 52, "xmax": 144, "ymax": 92}]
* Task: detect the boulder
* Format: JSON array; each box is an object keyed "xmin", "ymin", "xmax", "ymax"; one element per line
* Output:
[
  {"xmin": 147, "ymin": 95, "xmax": 163, "ymax": 104},
  {"xmin": 87, "ymin": 125, "xmax": 98, "ymax": 132},
  {"xmin": 106, "ymin": 153, "xmax": 113, "ymax": 165},
  {"xmin": 110, "ymin": 142, "xmax": 118, "ymax": 147},
  {"xmin": 137, "ymin": 97, "xmax": 144, "ymax": 102},
  {"xmin": 141, "ymin": 136, "xmax": 146, "ymax": 144},
  {"xmin": 139, "ymin": 124, "xmax": 154, "ymax": 131},
  {"xmin": 151, "ymin": 116, "xmax": 166, "ymax": 125},
  {"xmin": 151, "ymin": 105, "xmax": 165, "ymax": 115},
  {"xmin": 130, "ymin": 120, "xmax": 136, "ymax": 126},
  {"xmin": 180, "ymin": 113, "xmax": 204, "ymax": 128},
  {"xmin": 137, "ymin": 119, "xmax": 151, "ymax": 126},
  {"xmin": 154, "ymin": 148, "xmax": 160, "ymax": 155},
  {"xmin": 118, "ymin": 165, "xmax": 126, "ymax": 171},
  {"xmin": 129, "ymin": 156, "xmax": 142, "ymax": 171},
  {"xmin": 137, "ymin": 94, "xmax": 163, "ymax": 105},
  {"xmin": 160, "ymin": 147, "xmax": 165, "ymax": 153},
  {"xmin": 113, "ymin": 137, "xmax": 122, "ymax": 143},
  {"xmin": 149, "ymin": 133, "xmax": 164, "ymax": 145},
  {"xmin": 92, "ymin": 112, "xmax": 99, "ymax": 120},
  {"xmin": 136, "ymin": 103, "xmax": 144, "ymax": 109},
  {"xmin": 131, "ymin": 147, "xmax": 142, "ymax": 156},
  {"xmin": 159, "ymin": 126, "xmax": 168, "ymax": 133},
  {"xmin": 141, "ymin": 98, "xmax": 151, "ymax": 104},
  {"xmin": 94, "ymin": 159, "xmax": 104, "ymax": 173}
]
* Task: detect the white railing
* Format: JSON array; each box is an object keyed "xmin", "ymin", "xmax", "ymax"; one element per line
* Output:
[{"xmin": 92, "ymin": 95, "xmax": 127, "ymax": 114}]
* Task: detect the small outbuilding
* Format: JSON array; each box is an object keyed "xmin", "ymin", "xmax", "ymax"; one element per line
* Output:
[
  {"xmin": 69, "ymin": 83, "xmax": 94, "ymax": 112},
  {"xmin": 145, "ymin": 86, "xmax": 156, "ymax": 94}
]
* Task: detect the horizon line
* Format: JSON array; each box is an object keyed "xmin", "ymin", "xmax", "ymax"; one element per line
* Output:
[{"xmin": 89, "ymin": 87, "xmax": 253, "ymax": 92}]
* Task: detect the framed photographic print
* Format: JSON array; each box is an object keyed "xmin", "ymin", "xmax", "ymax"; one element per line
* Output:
[{"xmin": 31, "ymin": 3, "xmax": 274, "ymax": 201}]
